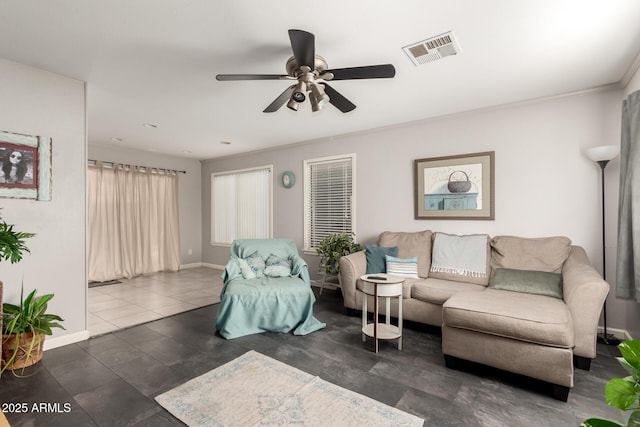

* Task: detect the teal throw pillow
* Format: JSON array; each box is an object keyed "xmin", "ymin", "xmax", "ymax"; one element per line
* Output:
[
  {"xmin": 385, "ymin": 255, "xmax": 419, "ymax": 279},
  {"xmin": 491, "ymin": 268, "xmax": 563, "ymax": 299},
  {"xmin": 365, "ymin": 245, "xmax": 398, "ymax": 274},
  {"xmin": 263, "ymin": 254, "xmax": 292, "ymax": 277},
  {"xmin": 245, "ymin": 251, "xmax": 266, "ymax": 278}
]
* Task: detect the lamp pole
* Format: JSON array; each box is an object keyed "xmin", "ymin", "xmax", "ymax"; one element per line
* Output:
[
  {"xmin": 595, "ymin": 160, "xmax": 620, "ymax": 345},
  {"xmin": 585, "ymin": 145, "xmax": 621, "ymax": 346}
]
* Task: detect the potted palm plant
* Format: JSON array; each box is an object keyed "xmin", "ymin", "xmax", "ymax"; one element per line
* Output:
[{"xmin": 0, "ymin": 212, "xmax": 64, "ymax": 375}]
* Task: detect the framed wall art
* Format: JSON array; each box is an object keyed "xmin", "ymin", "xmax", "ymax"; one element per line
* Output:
[
  {"xmin": 414, "ymin": 151, "xmax": 494, "ymax": 220},
  {"xmin": 0, "ymin": 130, "xmax": 52, "ymax": 200}
]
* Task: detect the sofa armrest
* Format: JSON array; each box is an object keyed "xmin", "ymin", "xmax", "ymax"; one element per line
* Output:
[
  {"xmin": 562, "ymin": 246, "xmax": 609, "ymax": 359},
  {"xmin": 339, "ymin": 250, "xmax": 366, "ymax": 310}
]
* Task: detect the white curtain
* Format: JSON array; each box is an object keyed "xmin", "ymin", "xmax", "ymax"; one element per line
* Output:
[{"xmin": 88, "ymin": 162, "xmax": 181, "ymax": 282}]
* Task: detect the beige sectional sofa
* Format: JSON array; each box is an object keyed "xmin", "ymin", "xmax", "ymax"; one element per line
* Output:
[{"xmin": 339, "ymin": 230, "xmax": 609, "ymax": 401}]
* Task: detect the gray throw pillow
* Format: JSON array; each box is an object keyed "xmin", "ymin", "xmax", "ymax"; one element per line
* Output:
[
  {"xmin": 365, "ymin": 245, "xmax": 398, "ymax": 274},
  {"xmin": 491, "ymin": 268, "xmax": 563, "ymax": 299}
]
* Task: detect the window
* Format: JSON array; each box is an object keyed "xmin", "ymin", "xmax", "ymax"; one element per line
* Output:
[
  {"xmin": 304, "ymin": 154, "xmax": 356, "ymax": 251},
  {"xmin": 211, "ymin": 166, "xmax": 272, "ymax": 245}
]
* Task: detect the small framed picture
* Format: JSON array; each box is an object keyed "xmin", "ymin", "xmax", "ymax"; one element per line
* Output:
[
  {"xmin": 0, "ymin": 143, "xmax": 38, "ymax": 188},
  {"xmin": 414, "ymin": 151, "xmax": 494, "ymax": 220},
  {"xmin": 0, "ymin": 130, "xmax": 52, "ymax": 200}
]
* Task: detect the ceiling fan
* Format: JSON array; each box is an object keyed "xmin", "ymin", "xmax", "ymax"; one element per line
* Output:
[{"xmin": 216, "ymin": 29, "xmax": 396, "ymax": 113}]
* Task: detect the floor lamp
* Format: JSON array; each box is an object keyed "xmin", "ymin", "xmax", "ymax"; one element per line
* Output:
[{"xmin": 585, "ymin": 145, "xmax": 621, "ymax": 345}]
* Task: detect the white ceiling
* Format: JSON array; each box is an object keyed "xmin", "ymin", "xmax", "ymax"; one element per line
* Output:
[{"xmin": 1, "ymin": 1, "xmax": 639, "ymax": 160}]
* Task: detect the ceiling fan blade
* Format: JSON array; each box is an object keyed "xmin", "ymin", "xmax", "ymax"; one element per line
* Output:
[
  {"xmin": 325, "ymin": 64, "xmax": 396, "ymax": 80},
  {"xmin": 322, "ymin": 83, "xmax": 356, "ymax": 113},
  {"xmin": 288, "ymin": 29, "xmax": 315, "ymax": 70},
  {"xmin": 263, "ymin": 85, "xmax": 295, "ymax": 113},
  {"xmin": 216, "ymin": 74, "xmax": 286, "ymax": 81}
]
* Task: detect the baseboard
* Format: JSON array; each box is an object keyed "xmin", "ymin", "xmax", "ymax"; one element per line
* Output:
[
  {"xmin": 598, "ymin": 326, "xmax": 632, "ymax": 340},
  {"xmin": 201, "ymin": 262, "xmax": 225, "ymax": 270},
  {"xmin": 180, "ymin": 262, "xmax": 225, "ymax": 270},
  {"xmin": 44, "ymin": 330, "xmax": 90, "ymax": 351},
  {"xmin": 180, "ymin": 262, "xmax": 203, "ymax": 270}
]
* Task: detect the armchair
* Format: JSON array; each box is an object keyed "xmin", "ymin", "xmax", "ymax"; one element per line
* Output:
[{"xmin": 215, "ymin": 239, "xmax": 326, "ymax": 339}]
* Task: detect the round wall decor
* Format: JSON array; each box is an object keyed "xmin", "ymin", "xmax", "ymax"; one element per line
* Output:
[{"xmin": 282, "ymin": 171, "xmax": 295, "ymax": 188}]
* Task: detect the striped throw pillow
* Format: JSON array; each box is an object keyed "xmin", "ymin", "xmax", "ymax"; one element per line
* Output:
[{"xmin": 385, "ymin": 255, "xmax": 419, "ymax": 279}]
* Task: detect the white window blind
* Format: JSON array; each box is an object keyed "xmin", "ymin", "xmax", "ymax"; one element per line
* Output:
[
  {"xmin": 304, "ymin": 154, "xmax": 356, "ymax": 250},
  {"xmin": 212, "ymin": 166, "xmax": 272, "ymax": 245}
]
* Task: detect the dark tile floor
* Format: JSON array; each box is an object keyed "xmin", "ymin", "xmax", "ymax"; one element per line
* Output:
[{"xmin": 0, "ymin": 288, "xmax": 628, "ymax": 426}]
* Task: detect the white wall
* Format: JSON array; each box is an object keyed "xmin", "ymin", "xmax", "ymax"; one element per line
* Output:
[
  {"xmin": 202, "ymin": 87, "xmax": 627, "ymax": 330},
  {"xmin": 88, "ymin": 144, "xmax": 203, "ymax": 266},
  {"xmin": 0, "ymin": 58, "xmax": 87, "ymax": 347}
]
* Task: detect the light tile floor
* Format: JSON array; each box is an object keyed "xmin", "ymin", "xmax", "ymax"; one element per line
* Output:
[{"xmin": 88, "ymin": 266, "xmax": 224, "ymax": 337}]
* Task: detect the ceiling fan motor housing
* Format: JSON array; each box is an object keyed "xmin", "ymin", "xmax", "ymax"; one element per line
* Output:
[{"xmin": 285, "ymin": 55, "xmax": 329, "ymax": 78}]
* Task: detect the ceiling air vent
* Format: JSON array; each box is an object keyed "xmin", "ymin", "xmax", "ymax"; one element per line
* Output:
[{"xmin": 403, "ymin": 31, "xmax": 461, "ymax": 66}]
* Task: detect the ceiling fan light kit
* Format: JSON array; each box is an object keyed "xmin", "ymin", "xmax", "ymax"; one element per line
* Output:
[{"xmin": 216, "ymin": 29, "xmax": 396, "ymax": 113}]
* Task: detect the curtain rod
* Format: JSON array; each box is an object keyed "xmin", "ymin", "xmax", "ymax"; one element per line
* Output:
[{"xmin": 88, "ymin": 159, "xmax": 186, "ymax": 174}]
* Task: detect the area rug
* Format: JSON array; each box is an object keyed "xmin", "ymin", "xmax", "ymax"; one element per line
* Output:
[{"xmin": 155, "ymin": 350, "xmax": 424, "ymax": 427}]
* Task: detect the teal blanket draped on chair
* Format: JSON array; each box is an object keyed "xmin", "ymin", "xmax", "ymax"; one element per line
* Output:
[{"xmin": 215, "ymin": 239, "xmax": 326, "ymax": 339}]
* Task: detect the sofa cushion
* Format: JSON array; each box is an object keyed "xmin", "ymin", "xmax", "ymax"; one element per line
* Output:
[
  {"xmin": 385, "ymin": 255, "xmax": 419, "ymax": 278},
  {"xmin": 365, "ymin": 245, "xmax": 398, "ymax": 274},
  {"xmin": 490, "ymin": 235, "xmax": 571, "ymax": 275},
  {"xmin": 491, "ymin": 268, "xmax": 563, "ymax": 299},
  {"xmin": 411, "ymin": 278, "xmax": 486, "ymax": 305},
  {"xmin": 443, "ymin": 289, "xmax": 574, "ymax": 348},
  {"xmin": 378, "ymin": 230, "xmax": 432, "ymax": 278},
  {"xmin": 429, "ymin": 233, "xmax": 490, "ymax": 285}
]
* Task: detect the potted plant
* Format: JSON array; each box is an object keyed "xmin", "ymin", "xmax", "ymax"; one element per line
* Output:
[
  {"xmin": 582, "ymin": 340, "xmax": 640, "ymax": 427},
  {"xmin": 316, "ymin": 232, "xmax": 362, "ymax": 274},
  {"xmin": 0, "ymin": 212, "xmax": 64, "ymax": 375},
  {"xmin": 2, "ymin": 287, "xmax": 64, "ymax": 374}
]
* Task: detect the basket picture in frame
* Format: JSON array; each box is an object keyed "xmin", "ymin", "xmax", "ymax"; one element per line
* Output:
[
  {"xmin": 414, "ymin": 151, "xmax": 494, "ymax": 220},
  {"xmin": 0, "ymin": 130, "xmax": 52, "ymax": 201}
]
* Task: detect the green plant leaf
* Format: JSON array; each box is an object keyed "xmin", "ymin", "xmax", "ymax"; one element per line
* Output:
[
  {"xmin": 1, "ymin": 286, "xmax": 64, "ymax": 335},
  {"xmin": 0, "ymin": 221, "xmax": 35, "ymax": 264},
  {"xmin": 581, "ymin": 419, "xmax": 624, "ymax": 427},
  {"xmin": 316, "ymin": 232, "xmax": 361, "ymax": 274},
  {"xmin": 619, "ymin": 341, "xmax": 640, "ymax": 373},
  {"xmin": 618, "ymin": 357, "xmax": 639, "ymax": 378},
  {"xmin": 605, "ymin": 378, "xmax": 638, "ymax": 409}
]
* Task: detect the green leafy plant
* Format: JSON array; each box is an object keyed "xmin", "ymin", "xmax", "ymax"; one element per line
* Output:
[
  {"xmin": 2, "ymin": 287, "xmax": 65, "ymax": 374},
  {"xmin": 582, "ymin": 340, "xmax": 640, "ymax": 427},
  {"xmin": 0, "ymin": 220, "xmax": 35, "ymax": 264},
  {"xmin": 316, "ymin": 232, "xmax": 362, "ymax": 274}
]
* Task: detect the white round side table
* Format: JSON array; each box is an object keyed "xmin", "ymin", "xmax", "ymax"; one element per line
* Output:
[{"xmin": 360, "ymin": 274, "xmax": 404, "ymax": 353}]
